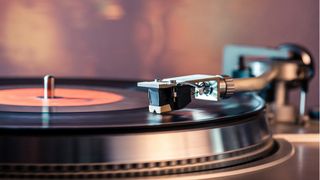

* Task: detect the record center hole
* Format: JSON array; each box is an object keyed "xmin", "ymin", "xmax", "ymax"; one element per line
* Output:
[{"xmin": 37, "ymin": 96, "xmax": 63, "ymax": 99}]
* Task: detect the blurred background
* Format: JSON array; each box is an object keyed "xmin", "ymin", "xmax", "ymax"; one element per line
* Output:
[{"xmin": 0, "ymin": 0, "xmax": 318, "ymax": 108}]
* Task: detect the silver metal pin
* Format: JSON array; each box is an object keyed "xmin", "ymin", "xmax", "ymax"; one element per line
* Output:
[{"xmin": 44, "ymin": 75, "xmax": 55, "ymax": 99}]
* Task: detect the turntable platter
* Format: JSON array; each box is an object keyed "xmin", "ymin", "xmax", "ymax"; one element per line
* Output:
[{"xmin": 0, "ymin": 77, "xmax": 278, "ymax": 179}]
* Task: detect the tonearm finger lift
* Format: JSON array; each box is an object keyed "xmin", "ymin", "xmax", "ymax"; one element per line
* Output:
[{"xmin": 138, "ymin": 44, "xmax": 314, "ymax": 124}]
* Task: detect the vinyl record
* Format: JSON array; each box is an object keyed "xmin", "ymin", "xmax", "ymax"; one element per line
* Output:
[{"xmin": 0, "ymin": 78, "xmax": 265, "ymax": 132}]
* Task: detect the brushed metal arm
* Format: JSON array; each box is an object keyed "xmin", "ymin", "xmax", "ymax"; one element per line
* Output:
[{"xmin": 233, "ymin": 66, "xmax": 279, "ymax": 92}]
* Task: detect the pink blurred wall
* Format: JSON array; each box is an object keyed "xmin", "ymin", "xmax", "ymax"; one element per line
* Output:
[{"xmin": 0, "ymin": 0, "xmax": 318, "ymax": 108}]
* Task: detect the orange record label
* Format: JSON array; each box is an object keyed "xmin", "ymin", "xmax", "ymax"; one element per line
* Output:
[{"xmin": 0, "ymin": 88, "xmax": 124, "ymax": 106}]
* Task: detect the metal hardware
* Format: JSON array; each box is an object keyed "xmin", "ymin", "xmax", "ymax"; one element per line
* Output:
[{"xmin": 43, "ymin": 75, "xmax": 55, "ymax": 99}]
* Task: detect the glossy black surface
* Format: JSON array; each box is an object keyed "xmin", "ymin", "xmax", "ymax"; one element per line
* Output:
[{"xmin": 0, "ymin": 78, "xmax": 265, "ymax": 132}]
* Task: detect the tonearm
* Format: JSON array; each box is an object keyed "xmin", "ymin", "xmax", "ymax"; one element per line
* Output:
[{"xmin": 138, "ymin": 44, "xmax": 314, "ymax": 124}]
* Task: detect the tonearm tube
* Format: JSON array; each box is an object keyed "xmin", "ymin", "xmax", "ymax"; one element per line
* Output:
[{"xmin": 138, "ymin": 44, "xmax": 314, "ymax": 124}]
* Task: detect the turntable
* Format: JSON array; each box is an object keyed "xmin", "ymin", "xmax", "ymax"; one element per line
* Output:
[{"xmin": 0, "ymin": 44, "xmax": 318, "ymax": 179}]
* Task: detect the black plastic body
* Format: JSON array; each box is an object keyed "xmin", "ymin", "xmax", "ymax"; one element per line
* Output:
[{"xmin": 148, "ymin": 86, "xmax": 192, "ymax": 111}]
